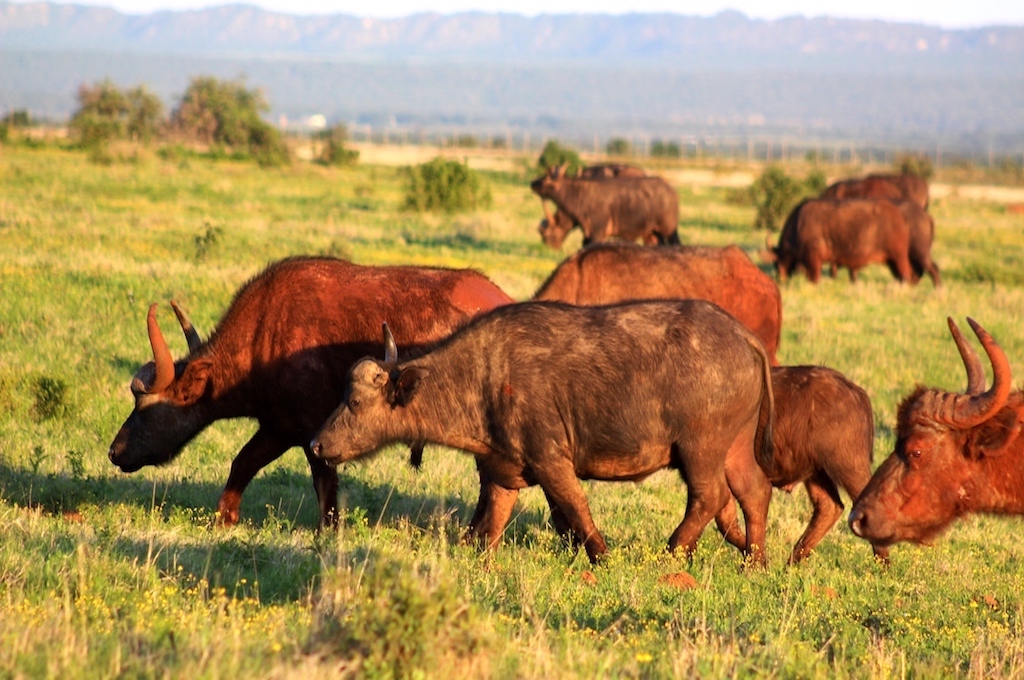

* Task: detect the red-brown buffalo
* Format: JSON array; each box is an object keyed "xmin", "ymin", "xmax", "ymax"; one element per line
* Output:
[
  {"xmin": 312, "ymin": 300, "xmax": 775, "ymax": 565},
  {"xmin": 531, "ymin": 165, "xmax": 680, "ymax": 249},
  {"xmin": 107, "ymin": 256, "xmax": 513, "ymax": 527},
  {"xmin": 849, "ymin": 318, "xmax": 1023, "ymax": 548},
  {"xmin": 822, "ymin": 173, "xmax": 929, "ymax": 210},
  {"xmin": 717, "ymin": 366, "xmax": 887, "ymax": 563},
  {"xmin": 532, "ymin": 242, "xmax": 782, "ymax": 365},
  {"xmin": 763, "ymin": 198, "xmax": 913, "ymax": 283}
]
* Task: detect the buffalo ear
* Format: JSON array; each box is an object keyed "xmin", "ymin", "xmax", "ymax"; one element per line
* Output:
[
  {"xmin": 175, "ymin": 358, "xmax": 213, "ymax": 405},
  {"xmin": 967, "ymin": 406, "xmax": 1023, "ymax": 459},
  {"xmin": 389, "ymin": 367, "xmax": 428, "ymax": 407}
]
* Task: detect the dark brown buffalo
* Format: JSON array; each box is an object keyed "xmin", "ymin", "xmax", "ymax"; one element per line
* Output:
[
  {"xmin": 578, "ymin": 163, "xmax": 646, "ymax": 178},
  {"xmin": 763, "ymin": 198, "xmax": 913, "ymax": 283},
  {"xmin": 821, "ymin": 173, "xmax": 929, "ymax": 210},
  {"xmin": 108, "ymin": 256, "xmax": 513, "ymax": 527},
  {"xmin": 312, "ymin": 300, "xmax": 775, "ymax": 565},
  {"xmin": 532, "ymin": 242, "xmax": 782, "ymax": 365},
  {"xmin": 531, "ymin": 165, "xmax": 680, "ymax": 249},
  {"xmin": 849, "ymin": 318, "xmax": 1024, "ymax": 548},
  {"xmin": 716, "ymin": 366, "xmax": 887, "ymax": 563},
  {"xmin": 890, "ymin": 199, "xmax": 941, "ymax": 286}
]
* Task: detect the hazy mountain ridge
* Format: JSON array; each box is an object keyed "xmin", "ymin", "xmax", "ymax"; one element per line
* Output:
[{"xmin": 3, "ymin": 1, "xmax": 1023, "ymax": 63}]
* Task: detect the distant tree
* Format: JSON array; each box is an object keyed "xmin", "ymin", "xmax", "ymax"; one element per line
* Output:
[
  {"xmin": 69, "ymin": 80, "xmax": 165, "ymax": 152},
  {"xmin": 125, "ymin": 86, "xmax": 165, "ymax": 142},
  {"xmin": 171, "ymin": 76, "xmax": 289, "ymax": 166},
  {"xmin": 7, "ymin": 110, "xmax": 31, "ymax": 127},
  {"xmin": 895, "ymin": 152, "xmax": 934, "ymax": 180},
  {"xmin": 315, "ymin": 124, "xmax": 359, "ymax": 166},
  {"xmin": 69, "ymin": 79, "xmax": 130, "ymax": 150},
  {"xmin": 537, "ymin": 140, "xmax": 582, "ymax": 175},
  {"xmin": 456, "ymin": 134, "xmax": 478, "ymax": 149},
  {"xmin": 606, "ymin": 137, "xmax": 631, "ymax": 156},
  {"xmin": 651, "ymin": 139, "xmax": 681, "ymax": 158}
]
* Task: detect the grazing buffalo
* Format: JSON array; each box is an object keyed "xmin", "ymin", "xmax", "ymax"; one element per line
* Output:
[
  {"xmin": 716, "ymin": 366, "xmax": 888, "ymax": 563},
  {"xmin": 532, "ymin": 242, "xmax": 782, "ymax": 365},
  {"xmin": 763, "ymin": 198, "xmax": 913, "ymax": 283},
  {"xmin": 531, "ymin": 165, "xmax": 680, "ymax": 249},
  {"xmin": 821, "ymin": 173, "xmax": 929, "ymax": 210},
  {"xmin": 108, "ymin": 256, "xmax": 513, "ymax": 527},
  {"xmin": 313, "ymin": 300, "xmax": 775, "ymax": 565},
  {"xmin": 849, "ymin": 318, "xmax": 1023, "ymax": 548},
  {"xmin": 578, "ymin": 163, "xmax": 647, "ymax": 178},
  {"xmin": 891, "ymin": 199, "xmax": 941, "ymax": 286}
]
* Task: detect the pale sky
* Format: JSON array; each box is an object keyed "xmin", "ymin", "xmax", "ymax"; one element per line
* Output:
[{"xmin": 32, "ymin": 0, "xmax": 1024, "ymax": 28}]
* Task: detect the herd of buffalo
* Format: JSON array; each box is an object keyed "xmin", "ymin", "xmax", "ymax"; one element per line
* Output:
[{"xmin": 106, "ymin": 166, "xmax": 1024, "ymax": 570}]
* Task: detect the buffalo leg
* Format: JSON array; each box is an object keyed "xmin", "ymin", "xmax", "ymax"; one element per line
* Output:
[
  {"xmin": 723, "ymin": 439, "xmax": 772, "ymax": 568},
  {"xmin": 533, "ymin": 457, "xmax": 607, "ymax": 563},
  {"xmin": 789, "ymin": 473, "xmax": 843, "ymax": 564},
  {"xmin": 217, "ymin": 428, "xmax": 289, "ymax": 527},
  {"xmin": 714, "ymin": 497, "xmax": 747, "ymax": 551},
  {"xmin": 303, "ymin": 446, "xmax": 340, "ymax": 528},
  {"xmin": 541, "ymin": 487, "xmax": 577, "ymax": 547},
  {"xmin": 465, "ymin": 464, "xmax": 520, "ymax": 550},
  {"xmin": 668, "ymin": 463, "xmax": 731, "ymax": 559}
]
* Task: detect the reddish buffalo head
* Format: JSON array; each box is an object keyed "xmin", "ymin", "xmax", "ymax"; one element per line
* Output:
[
  {"xmin": 849, "ymin": 318, "xmax": 1023, "ymax": 547},
  {"xmin": 108, "ymin": 303, "xmax": 213, "ymax": 472}
]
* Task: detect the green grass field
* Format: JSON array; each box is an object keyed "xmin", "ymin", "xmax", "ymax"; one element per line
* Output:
[{"xmin": 3, "ymin": 143, "xmax": 1024, "ymax": 678}]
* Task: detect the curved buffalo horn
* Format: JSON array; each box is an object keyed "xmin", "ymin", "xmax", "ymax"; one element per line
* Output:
[
  {"xmin": 541, "ymin": 199, "xmax": 553, "ymax": 224},
  {"xmin": 943, "ymin": 318, "xmax": 1012, "ymax": 427},
  {"xmin": 382, "ymin": 322, "xmax": 398, "ymax": 365},
  {"xmin": 170, "ymin": 300, "xmax": 202, "ymax": 354},
  {"xmin": 764, "ymin": 233, "xmax": 774, "ymax": 251},
  {"xmin": 146, "ymin": 304, "xmax": 176, "ymax": 394},
  {"xmin": 947, "ymin": 317, "xmax": 985, "ymax": 395}
]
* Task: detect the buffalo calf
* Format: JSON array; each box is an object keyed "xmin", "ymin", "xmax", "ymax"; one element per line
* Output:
[{"xmin": 716, "ymin": 366, "xmax": 888, "ymax": 563}]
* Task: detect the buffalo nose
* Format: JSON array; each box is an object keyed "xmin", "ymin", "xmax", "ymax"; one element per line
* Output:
[
  {"xmin": 108, "ymin": 447, "xmax": 116, "ymax": 462},
  {"xmin": 849, "ymin": 508, "xmax": 866, "ymax": 537}
]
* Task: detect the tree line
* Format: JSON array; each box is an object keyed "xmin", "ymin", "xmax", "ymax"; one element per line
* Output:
[{"xmin": 61, "ymin": 76, "xmax": 353, "ymax": 168}]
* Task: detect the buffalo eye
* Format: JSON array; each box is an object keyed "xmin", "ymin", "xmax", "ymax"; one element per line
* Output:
[{"xmin": 349, "ymin": 397, "xmax": 361, "ymax": 410}]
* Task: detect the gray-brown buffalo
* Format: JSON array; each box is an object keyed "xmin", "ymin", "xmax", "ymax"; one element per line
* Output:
[
  {"xmin": 531, "ymin": 165, "xmax": 680, "ymax": 249},
  {"xmin": 312, "ymin": 300, "xmax": 775, "ymax": 565},
  {"xmin": 763, "ymin": 198, "xmax": 913, "ymax": 283},
  {"xmin": 716, "ymin": 366, "xmax": 887, "ymax": 563},
  {"xmin": 850, "ymin": 318, "xmax": 1024, "ymax": 548},
  {"xmin": 108, "ymin": 256, "xmax": 513, "ymax": 527},
  {"xmin": 533, "ymin": 242, "xmax": 782, "ymax": 365}
]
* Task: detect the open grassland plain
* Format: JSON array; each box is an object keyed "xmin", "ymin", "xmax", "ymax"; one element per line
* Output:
[{"xmin": 3, "ymin": 145, "xmax": 1024, "ymax": 678}]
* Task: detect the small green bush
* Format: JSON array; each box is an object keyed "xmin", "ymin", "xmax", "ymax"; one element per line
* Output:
[
  {"xmin": 536, "ymin": 140, "xmax": 583, "ymax": 175},
  {"xmin": 312, "ymin": 552, "xmax": 490, "ymax": 678},
  {"xmin": 193, "ymin": 223, "xmax": 224, "ymax": 261},
  {"xmin": 32, "ymin": 375, "xmax": 69, "ymax": 422},
  {"xmin": 315, "ymin": 125, "xmax": 359, "ymax": 166},
  {"xmin": 895, "ymin": 152, "xmax": 935, "ymax": 180},
  {"xmin": 750, "ymin": 166, "xmax": 802, "ymax": 232},
  {"xmin": 403, "ymin": 158, "xmax": 491, "ymax": 214}
]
